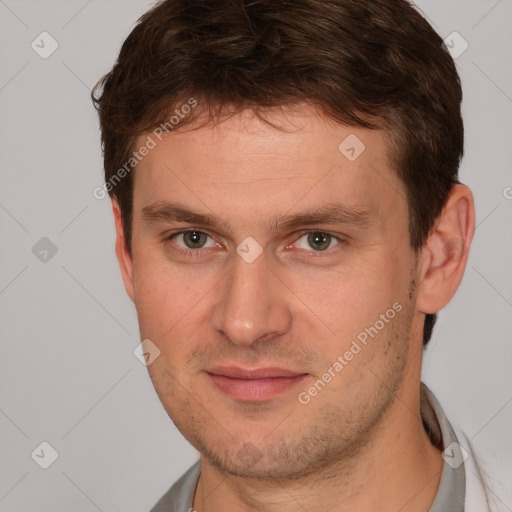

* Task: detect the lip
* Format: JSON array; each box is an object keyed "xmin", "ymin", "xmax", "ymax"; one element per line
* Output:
[{"xmin": 206, "ymin": 366, "xmax": 308, "ymax": 401}]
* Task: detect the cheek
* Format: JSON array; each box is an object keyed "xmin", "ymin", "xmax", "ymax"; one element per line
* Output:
[
  {"xmin": 288, "ymin": 250, "xmax": 408, "ymax": 343},
  {"xmin": 133, "ymin": 262, "xmax": 169, "ymax": 333},
  {"xmin": 132, "ymin": 258, "xmax": 199, "ymax": 341},
  {"xmin": 131, "ymin": 255, "xmax": 223, "ymax": 374}
]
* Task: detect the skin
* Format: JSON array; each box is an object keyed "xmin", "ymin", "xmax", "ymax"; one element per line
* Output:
[{"xmin": 113, "ymin": 104, "xmax": 475, "ymax": 512}]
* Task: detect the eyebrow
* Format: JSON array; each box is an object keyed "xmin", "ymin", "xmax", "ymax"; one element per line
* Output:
[{"xmin": 141, "ymin": 201, "xmax": 373, "ymax": 231}]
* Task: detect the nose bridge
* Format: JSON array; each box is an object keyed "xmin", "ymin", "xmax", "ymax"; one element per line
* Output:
[{"xmin": 210, "ymin": 253, "xmax": 291, "ymax": 345}]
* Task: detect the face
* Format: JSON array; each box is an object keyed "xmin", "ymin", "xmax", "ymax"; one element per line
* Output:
[{"xmin": 120, "ymin": 105, "xmax": 423, "ymax": 479}]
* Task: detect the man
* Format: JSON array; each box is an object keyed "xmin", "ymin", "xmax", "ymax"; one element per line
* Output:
[{"xmin": 92, "ymin": 0, "xmax": 493, "ymax": 510}]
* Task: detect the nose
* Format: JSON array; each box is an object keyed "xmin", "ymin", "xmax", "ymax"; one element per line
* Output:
[{"xmin": 210, "ymin": 251, "xmax": 293, "ymax": 346}]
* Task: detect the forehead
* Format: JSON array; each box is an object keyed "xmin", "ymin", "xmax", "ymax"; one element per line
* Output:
[{"xmin": 132, "ymin": 106, "xmax": 407, "ymax": 232}]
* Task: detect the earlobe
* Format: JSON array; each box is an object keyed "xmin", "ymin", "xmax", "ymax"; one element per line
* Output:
[
  {"xmin": 415, "ymin": 184, "xmax": 475, "ymax": 314},
  {"xmin": 112, "ymin": 199, "xmax": 135, "ymax": 302}
]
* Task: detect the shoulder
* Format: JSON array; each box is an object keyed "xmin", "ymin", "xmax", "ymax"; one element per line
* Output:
[
  {"xmin": 148, "ymin": 460, "xmax": 201, "ymax": 512},
  {"xmin": 455, "ymin": 428, "xmax": 506, "ymax": 512},
  {"xmin": 422, "ymin": 384, "xmax": 505, "ymax": 512}
]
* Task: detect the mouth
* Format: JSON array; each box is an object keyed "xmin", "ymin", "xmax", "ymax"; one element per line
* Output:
[{"xmin": 205, "ymin": 366, "xmax": 309, "ymax": 402}]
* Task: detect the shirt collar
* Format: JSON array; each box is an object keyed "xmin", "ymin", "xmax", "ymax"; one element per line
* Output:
[{"xmin": 421, "ymin": 382, "xmax": 466, "ymax": 512}]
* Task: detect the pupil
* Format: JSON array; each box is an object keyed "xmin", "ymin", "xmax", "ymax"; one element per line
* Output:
[{"xmin": 308, "ymin": 232, "xmax": 330, "ymax": 251}]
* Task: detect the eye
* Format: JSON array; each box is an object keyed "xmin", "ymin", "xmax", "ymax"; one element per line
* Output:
[
  {"xmin": 294, "ymin": 231, "xmax": 341, "ymax": 252},
  {"xmin": 169, "ymin": 230, "xmax": 218, "ymax": 250}
]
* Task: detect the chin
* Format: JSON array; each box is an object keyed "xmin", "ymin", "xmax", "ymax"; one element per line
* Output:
[{"xmin": 190, "ymin": 426, "xmax": 353, "ymax": 482}]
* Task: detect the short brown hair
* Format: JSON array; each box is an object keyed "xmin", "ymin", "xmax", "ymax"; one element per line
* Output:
[{"xmin": 92, "ymin": 0, "xmax": 464, "ymax": 346}]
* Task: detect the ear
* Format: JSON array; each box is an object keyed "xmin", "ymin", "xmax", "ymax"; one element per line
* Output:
[
  {"xmin": 415, "ymin": 184, "xmax": 475, "ymax": 314},
  {"xmin": 112, "ymin": 199, "xmax": 135, "ymax": 302}
]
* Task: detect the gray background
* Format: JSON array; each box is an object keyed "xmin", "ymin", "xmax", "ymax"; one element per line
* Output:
[{"xmin": 0, "ymin": 0, "xmax": 511, "ymax": 510}]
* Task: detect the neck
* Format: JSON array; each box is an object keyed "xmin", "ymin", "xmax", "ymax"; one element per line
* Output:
[{"xmin": 193, "ymin": 384, "xmax": 443, "ymax": 512}]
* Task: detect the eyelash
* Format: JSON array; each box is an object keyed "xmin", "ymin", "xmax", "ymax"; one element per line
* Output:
[{"xmin": 164, "ymin": 229, "xmax": 345, "ymax": 258}]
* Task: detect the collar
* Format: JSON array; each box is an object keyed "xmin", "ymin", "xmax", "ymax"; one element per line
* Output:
[{"xmin": 421, "ymin": 382, "xmax": 466, "ymax": 512}]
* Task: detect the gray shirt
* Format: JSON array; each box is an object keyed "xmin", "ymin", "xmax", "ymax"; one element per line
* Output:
[{"xmin": 150, "ymin": 383, "xmax": 465, "ymax": 512}]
